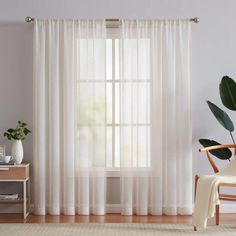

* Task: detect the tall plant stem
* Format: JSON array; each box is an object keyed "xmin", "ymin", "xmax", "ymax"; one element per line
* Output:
[{"xmin": 230, "ymin": 132, "xmax": 235, "ymax": 144}]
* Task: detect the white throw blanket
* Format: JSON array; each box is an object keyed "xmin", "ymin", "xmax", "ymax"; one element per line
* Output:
[{"xmin": 193, "ymin": 157, "xmax": 236, "ymax": 229}]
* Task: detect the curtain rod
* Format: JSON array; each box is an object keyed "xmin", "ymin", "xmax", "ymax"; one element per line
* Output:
[{"xmin": 25, "ymin": 16, "xmax": 200, "ymax": 23}]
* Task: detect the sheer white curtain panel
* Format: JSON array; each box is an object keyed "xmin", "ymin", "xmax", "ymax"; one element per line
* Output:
[
  {"xmin": 33, "ymin": 19, "xmax": 107, "ymax": 215},
  {"xmin": 120, "ymin": 19, "xmax": 192, "ymax": 215}
]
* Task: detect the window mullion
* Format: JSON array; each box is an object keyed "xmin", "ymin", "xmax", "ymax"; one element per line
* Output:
[{"xmin": 112, "ymin": 38, "xmax": 116, "ymax": 168}]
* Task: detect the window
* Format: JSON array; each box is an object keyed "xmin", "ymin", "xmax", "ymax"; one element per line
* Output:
[
  {"xmin": 106, "ymin": 38, "xmax": 121, "ymax": 168},
  {"xmin": 106, "ymin": 38, "xmax": 150, "ymax": 169},
  {"xmin": 77, "ymin": 35, "xmax": 150, "ymax": 170}
]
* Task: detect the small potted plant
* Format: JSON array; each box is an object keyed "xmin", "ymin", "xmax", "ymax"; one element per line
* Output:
[{"xmin": 4, "ymin": 121, "xmax": 31, "ymax": 164}]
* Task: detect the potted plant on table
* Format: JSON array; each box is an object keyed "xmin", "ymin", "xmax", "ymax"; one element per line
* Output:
[
  {"xmin": 4, "ymin": 121, "xmax": 31, "ymax": 164},
  {"xmin": 199, "ymin": 76, "xmax": 236, "ymax": 160}
]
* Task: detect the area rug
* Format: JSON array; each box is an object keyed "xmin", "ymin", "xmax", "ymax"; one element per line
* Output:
[{"xmin": 0, "ymin": 223, "xmax": 235, "ymax": 236}]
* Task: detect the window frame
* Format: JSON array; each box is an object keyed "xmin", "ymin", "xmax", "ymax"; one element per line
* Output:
[
  {"xmin": 77, "ymin": 27, "xmax": 151, "ymax": 175},
  {"xmin": 105, "ymin": 33, "xmax": 151, "ymax": 172}
]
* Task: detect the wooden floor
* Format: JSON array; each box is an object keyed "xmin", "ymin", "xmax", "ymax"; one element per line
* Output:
[{"xmin": 0, "ymin": 213, "xmax": 235, "ymax": 224}]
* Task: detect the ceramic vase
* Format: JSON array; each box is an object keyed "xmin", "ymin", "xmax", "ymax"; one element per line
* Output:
[{"xmin": 11, "ymin": 140, "xmax": 23, "ymax": 164}]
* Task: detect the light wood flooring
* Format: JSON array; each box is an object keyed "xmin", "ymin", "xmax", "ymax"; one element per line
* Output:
[{"xmin": 0, "ymin": 214, "xmax": 235, "ymax": 224}]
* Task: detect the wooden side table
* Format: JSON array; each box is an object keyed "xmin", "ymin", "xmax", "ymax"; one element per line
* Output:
[{"xmin": 0, "ymin": 163, "xmax": 30, "ymax": 218}]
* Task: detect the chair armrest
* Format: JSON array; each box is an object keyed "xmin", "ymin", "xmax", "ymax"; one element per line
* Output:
[{"xmin": 199, "ymin": 144, "xmax": 236, "ymax": 153}]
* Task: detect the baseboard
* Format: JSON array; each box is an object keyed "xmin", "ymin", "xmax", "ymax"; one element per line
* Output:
[
  {"xmin": 1, "ymin": 203, "xmax": 236, "ymax": 214},
  {"xmin": 106, "ymin": 204, "xmax": 121, "ymax": 213},
  {"xmin": 106, "ymin": 204, "xmax": 236, "ymax": 214}
]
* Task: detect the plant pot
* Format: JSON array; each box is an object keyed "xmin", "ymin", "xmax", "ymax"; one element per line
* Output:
[{"xmin": 11, "ymin": 140, "xmax": 23, "ymax": 164}]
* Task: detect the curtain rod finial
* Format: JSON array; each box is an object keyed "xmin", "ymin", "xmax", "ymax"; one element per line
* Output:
[
  {"xmin": 25, "ymin": 16, "xmax": 34, "ymax": 23},
  {"xmin": 191, "ymin": 17, "xmax": 200, "ymax": 23}
]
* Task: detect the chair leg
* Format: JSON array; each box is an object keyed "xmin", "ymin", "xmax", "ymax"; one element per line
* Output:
[{"xmin": 216, "ymin": 204, "xmax": 220, "ymax": 225}]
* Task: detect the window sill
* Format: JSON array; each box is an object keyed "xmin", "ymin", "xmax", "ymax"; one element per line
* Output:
[{"xmin": 106, "ymin": 169, "xmax": 120, "ymax": 178}]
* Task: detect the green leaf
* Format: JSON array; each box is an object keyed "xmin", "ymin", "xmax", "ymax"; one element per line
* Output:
[
  {"xmin": 207, "ymin": 100, "xmax": 234, "ymax": 132},
  {"xmin": 26, "ymin": 128, "xmax": 31, "ymax": 133},
  {"xmin": 220, "ymin": 76, "xmax": 236, "ymax": 111},
  {"xmin": 3, "ymin": 121, "xmax": 31, "ymax": 141},
  {"xmin": 199, "ymin": 139, "xmax": 232, "ymax": 160}
]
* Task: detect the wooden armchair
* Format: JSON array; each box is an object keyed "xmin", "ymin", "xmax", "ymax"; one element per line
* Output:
[{"xmin": 195, "ymin": 144, "xmax": 236, "ymax": 228}]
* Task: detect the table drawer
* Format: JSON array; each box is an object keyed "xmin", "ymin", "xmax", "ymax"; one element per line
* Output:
[{"xmin": 0, "ymin": 165, "xmax": 29, "ymax": 180}]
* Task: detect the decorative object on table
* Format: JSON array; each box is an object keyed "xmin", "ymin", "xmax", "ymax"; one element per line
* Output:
[
  {"xmin": 3, "ymin": 155, "xmax": 11, "ymax": 163},
  {"xmin": 0, "ymin": 160, "xmax": 15, "ymax": 165},
  {"xmin": 4, "ymin": 121, "xmax": 31, "ymax": 164},
  {"xmin": 0, "ymin": 145, "xmax": 5, "ymax": 162},
  {"xmin": 199, "ymin": 76, "xmax": 236, "ymax": 160}
]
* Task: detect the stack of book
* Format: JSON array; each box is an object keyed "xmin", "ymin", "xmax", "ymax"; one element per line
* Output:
[{"xmin": 0, "ymin": 193, "xmax": 19, "ymax": 200}]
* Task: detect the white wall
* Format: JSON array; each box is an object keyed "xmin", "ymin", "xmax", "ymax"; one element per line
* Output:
[{"xmin": 0, "ymin": 0, "xmax": 236, "ymax": 210}]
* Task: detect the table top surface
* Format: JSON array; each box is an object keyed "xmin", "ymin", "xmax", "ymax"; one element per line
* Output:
[{"xmin": 0, "ymin": 163, "xmax": 30, "ymax": 168}]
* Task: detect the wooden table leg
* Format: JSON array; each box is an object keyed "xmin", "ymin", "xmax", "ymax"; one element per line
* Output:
[{"xmin": 23, "ymin": 180, "xmax": 27, "ymax": 219}]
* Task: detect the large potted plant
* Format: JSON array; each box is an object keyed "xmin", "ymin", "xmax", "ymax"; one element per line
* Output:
[
  {"xmin": 4, "ymin": 121, "xmax": 31, "ymax": 164},
  {"xmin": 199, "ymin": 76, "xmax": 236, "ymax": 160}
]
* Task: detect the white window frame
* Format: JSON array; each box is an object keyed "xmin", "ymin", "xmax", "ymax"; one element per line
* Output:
[
  {"xmin": 77, "ymin": 27, "xmax": 150, "ymax": 177},
  {"xmin": 106, "ymin": 37, "xmax": 120, "ymax": 173},
  {"xmin": 106, "ymin": 27, "xmax": 151, "ymax": 174}
]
